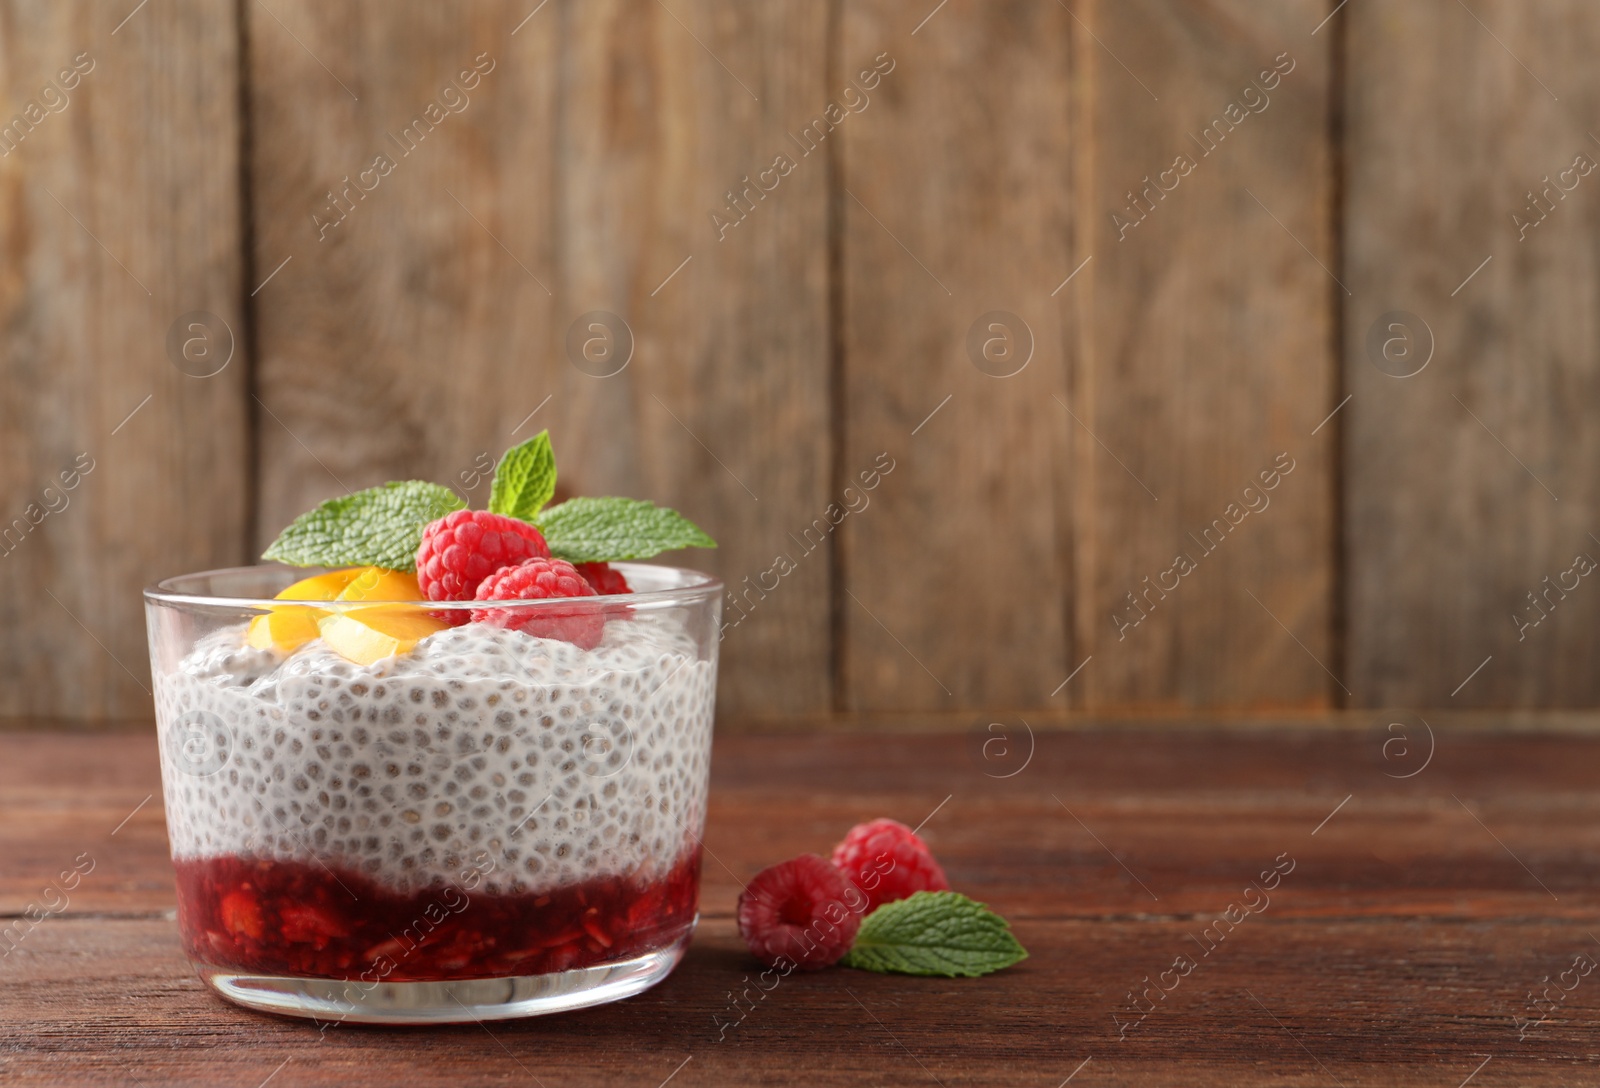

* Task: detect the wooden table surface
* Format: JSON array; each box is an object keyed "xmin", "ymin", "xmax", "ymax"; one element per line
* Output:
[{"xmin": 1, "ymin": 725, "xmax": 1596, "ymax": 1086}]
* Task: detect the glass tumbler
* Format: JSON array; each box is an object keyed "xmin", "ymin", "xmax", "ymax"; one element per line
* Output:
[{"xmin": 144, "ymin": 563, "xmax": 720, "ymax": 1024}]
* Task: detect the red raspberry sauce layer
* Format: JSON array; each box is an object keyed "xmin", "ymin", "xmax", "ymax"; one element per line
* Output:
[{"xmin": 172, "ymin": 851, "xmax": 701, "ymax": 981}]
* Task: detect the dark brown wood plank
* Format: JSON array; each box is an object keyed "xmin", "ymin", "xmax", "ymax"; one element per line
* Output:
[
  {"xmin": 0, "ymin": 731, "xmax": 171, "ymax": 916},
  {"xmin": 248, "ymin": 1, "xmax": 833, "ymax": 722},
  {"xmin": 5, "ymin": 916, "xmax": 1600, "ymax": 1087},
  {"xmin": 837, "ymin": 0, "xmax": 1074, "ymax": 712},
  {"xmin": 4, "ymin": 728, "xmax": 1598, "ymax": 1082},
  {"xmin": 1072, "ymin": 0, "xmax": 1338, "ymax": 711},
  {"xmin": 1344, "ymin": 0, "xmax": 1600, "ymax": 707},
  {"xmin": 0, "ymin": 0, "xmax": 248, "ymax": 720}
]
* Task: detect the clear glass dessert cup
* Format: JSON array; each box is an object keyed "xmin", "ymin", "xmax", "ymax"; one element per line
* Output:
[{"xmin": 143, "ymin": 563, "xmax": 721, "ymax": 1024}]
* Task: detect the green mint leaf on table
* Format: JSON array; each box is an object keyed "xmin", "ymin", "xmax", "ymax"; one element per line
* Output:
[
  {"xmin": 841, "ymin": 892, "xmax": 1027, "ymax": 978},
  {"xmin": 488, "ymin": 430, "xmax": 557, "ymax": 522},
  {"xmin": 261, "ymin": 481, "xmax": 465, "ymax": 572},
  {"xmin": 536, "ymin": 496, "xmax": 716, "ymax": 564}
]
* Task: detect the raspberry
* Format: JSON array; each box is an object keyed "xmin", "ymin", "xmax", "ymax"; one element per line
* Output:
[
  {"xmin": 415, "ymin": 510, "xmax": 550, "ymax": 603},
  {"xmin": 575, "ymin": 561, "xmax": 631, "ymax": 595},
  {"xmin": 831, "ymin": 818, "xmax": 950, "ymax": 913},
  {"xmin": 278, "ymin": 902, "xmax": 350, "ymax": 948},
  {"xmin": 471, "ymin": 557, "xmax": 605, "ymax": 649},
  {"xmin": 219, "ymin": 890, "xmax": 263, "ymax": 940},
  {"xmin": 736, "ymin": 854, "xmax": 860, "ymax": 970}
]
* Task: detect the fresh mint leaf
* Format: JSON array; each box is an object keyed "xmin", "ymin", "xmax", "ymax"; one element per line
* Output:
[
  {"xmin": 488, "ymin": 431, "xmax": 557, "ymax": 522},
  {"xmin": 536, "ymin": 496, "xmax": 716, "ymax": 564},
  {"xmin": 841, "ymin": 891, "xmax": 1027, "ymax": 978},
  {"xmin": 261, "ymin": 481, "xmax": 464, "ymax": 571}
]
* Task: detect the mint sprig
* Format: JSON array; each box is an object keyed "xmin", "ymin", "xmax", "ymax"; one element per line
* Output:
[
  {"xmin": 261, "ymin": 481, "xmax": 464, "ymax": 571},
  {"xmin": 536, "ymin": 496, "xmax": 716, "ymax": 564},
  {"xmin": 488, "ymin": 431, "xmax": 557, "ymax": 522},
  {"xmin": 261, "ymin": 437, "xmax": 715, "ymax": 572},
  {"xmin": 841, "ymin": 891, "xmax": 1027, "ymax": 978}
]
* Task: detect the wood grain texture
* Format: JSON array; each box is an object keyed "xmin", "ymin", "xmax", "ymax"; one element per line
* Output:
[
  {"xmin": 1071, "ymin": 0, "xmax": 1339, "ymax": 711},
  {"xmin": 552, "ymin": 0, "xmax": 834, "ymax": 717},
  {"xmin": 1344, "ymin": 0, "xmax": 1600, "ymax": 708},
  {"xmin": 247, "ymin": 3, "xmax": 560, "ymax": 543},
  {"xmin": 837, "ymin": 0, "xmax": 1074, "ymax": 712},
  {"xmin": 0, "ymin": 1, "xmax": 248, "ymax": 719},
  {"xmin": 11, "ymin": 2, "xmax": 1600, "ymax": 726},
  {"xmin": 3, "ymin": 727, "xmax": 1598, "ymax": 1085},
  {"xmin": 8, "ymin": 917, "xmax": 1600, "ymax": 1087},
  {"xmin": 249, "ymin": 0, "xmax": 833, "ymax": 719}
]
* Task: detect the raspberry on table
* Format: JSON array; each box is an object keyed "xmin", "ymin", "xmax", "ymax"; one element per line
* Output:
[
  {"xmin": 471, "ymin": 556, "xmax": 605, "ymax": 649},
  {"xmin": 831, "ymin": 818, "xmax": 950, "ymax": 913},
  {"xmin": 415, "ymin": 509, "xmax": 550, "ymax": 603},
  {"xmin": 575, "ymin": 561, "xmax": 631, "ymax": 595},
  {"xmin": 736, "ymin": 854, "xmax": 860, "ymax": 970}
]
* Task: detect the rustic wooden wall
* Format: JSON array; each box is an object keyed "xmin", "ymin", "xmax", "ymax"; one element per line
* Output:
[
  {"xmin": 1072, "ymin": 0, "xmax": 1337, "ymax": 713},
  {"xmin": 837, "ymin": 0, "xmax": 1074, "ymax": 712},
  {"xmin": 1345, "ymin": 0, "xmax": 1600, "ymax": 708},
  {"xmin": 0, "ymin": 0, "xmax": 1594, "ymax": 725},
  {"xmin": 0, "ymin": 0, "xmax": 247, "ymax": 721}
]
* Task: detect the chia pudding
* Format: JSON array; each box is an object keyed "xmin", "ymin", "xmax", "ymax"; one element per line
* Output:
[{"xmin": 155, "ymin": 610, "xmax": 715, "ymax": 982}]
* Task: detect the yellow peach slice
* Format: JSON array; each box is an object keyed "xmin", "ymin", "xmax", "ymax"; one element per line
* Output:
[
  {"xmin": 246, "ymin": 607, "xmax": 324, "ymax": 653},
  {"xmin": 274, "ymin": 568, "xmax": 364, "ymax": 602},
  {"xmin": 317, "ymin": 606, "xmax": 448, "ymax": 666},
  {"xmin": 250, "ymin": 567, "xmax": 429, "ymax": 658},
  {"xmin": 334, "ymin": 567, "xmax": 424, "ymax": 604},
  {"xmin": 247, "ymin": 568, "xmax": 365, "ymax": 652}
]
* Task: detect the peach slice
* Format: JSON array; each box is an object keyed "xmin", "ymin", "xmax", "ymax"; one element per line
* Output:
[
  {"xmin": 273, "ymin": 568, "xmax": 365, "ymax": 602},
  {"xmin": 317, "ymin": 607, "xmax": 447, "ymax": 666},
  {"xmin": 250, "ymin": 566, "xmax": 440, "ymax": 661},
  {"xmin": 245, "ymin": 607, "xmax": 324, "ymax": 653},
  {"xmin": 320, "ymin": 565, "xmax": 440, "ymax": 663},
  {"xmin": 247, "ymin": 567, "xmax": 366, "ymax": 651},
  {"xmin": 334, "ymin": 568, "xmax": 423, "ymax": 604}
]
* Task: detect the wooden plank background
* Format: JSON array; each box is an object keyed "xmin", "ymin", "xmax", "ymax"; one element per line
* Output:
[
  {"xmin": 837, "ymin": 0, "xmax": 1073, "ymax": 711},
  {"xmin": 0, "ymin": 0, "xmax": 1595, "ymax": 725},
  {"xmin": 0, "ymin": 0, "xmax": 248, "ymax": 721},
  {"xmin": 1344, "ymin": 0, "xmax": 1600, "ymax": 708},
  {"xmin": 1073, "ymin": 0, "xmax": 1336, "ymax": 712}
]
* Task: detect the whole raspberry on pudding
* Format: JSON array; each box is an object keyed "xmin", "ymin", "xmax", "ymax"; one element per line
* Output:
[
  {"xmin": 471, "ymin": 556, "xmax": 605, "ymax": 649},
  {"xmin": 831, "ymin": 818, "xmax": 950, "ymax": 913},
  {"xmin": 576, "ymin": 561, "xmax": 631, "ymax": 595},
  {"xmin": 415, "ymin": 509, "xmax": 550, "ymax": 603},
  {"xmin": 736, "ymin": 854, "xmax": 859, "ymax": 970}
]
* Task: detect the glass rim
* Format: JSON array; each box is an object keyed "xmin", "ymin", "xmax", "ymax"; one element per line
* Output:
[{"xmin": 144, "ymin": 562, "xmax": 723, "ymax": 611}]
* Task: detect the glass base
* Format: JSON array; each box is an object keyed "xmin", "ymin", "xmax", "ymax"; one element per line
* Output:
[{"xmin": 196, "ymin": 937, "xmax": 689, "ymax": 1024}]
